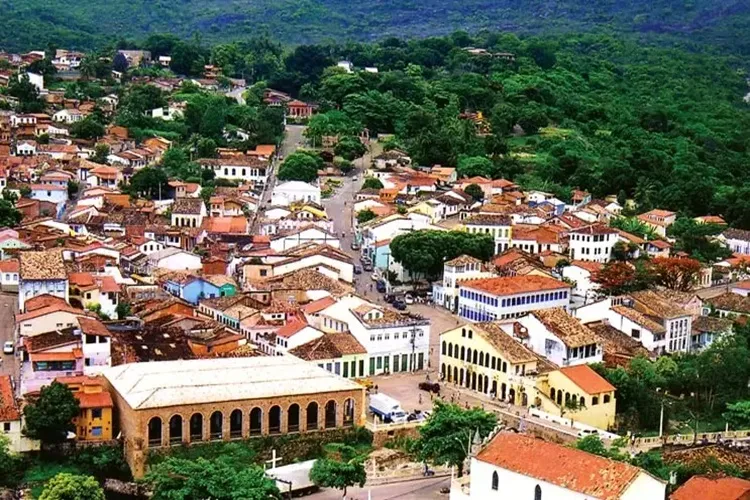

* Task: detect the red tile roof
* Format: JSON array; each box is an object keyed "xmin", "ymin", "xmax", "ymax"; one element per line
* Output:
[
  {"xmin": 570, "ymin": 260, "xmax": 603, "ymax": 273},
  {"xmin": 0, "ymin": 259, "xmax": 19, "ymax": 273},
  {"xmin": 303, "ymin": 296, "xmax": 337, "ymax": 314},
  {"xmin": 671, "ymin": 476, "xmax": 750, "ymax": 500},
  {"xmin": 477, "ymin": 433, "xmax": 643, "ymax": 499},
  {"xmin": 462, "ymin": 275, "xmax": 568, "ymax": 297},
  {"xmin": 276, "ymin": 319, "xmax": 310, "ymax": 339},
  {"xmin": 75, "ymin": 391, "xmax": 113, "ymax": 409},
  {"xmin": 200, "ymin": 216, "xmax": 248, "ymax": 234},
  {"xmin": 77, "ymin": 317, "xmax": 110, "ymax": 337},
  {"xmin": 0, "ymin": 375, "xmax": 20, "ymax": 421},
  {"xmin": 559, "ymin": 365, "xmax": 615, "ymax": 394}
]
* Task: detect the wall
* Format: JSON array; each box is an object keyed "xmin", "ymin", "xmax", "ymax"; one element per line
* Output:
[
  {"xmin": 542, "ymin": 371, "xmax": 616, "ymax": 431},
  {"xmin": 469, "ymin": 459, "xmax": 589, "ymax": 500},
  {"xmin": 19, "ymin": 278, "xmax": 68, "ymax": 311},
  {"xmin": 607, "ymin": 309, "xmax": 662, "ymax": 351},
  {"xmin": 17, "ymin": 310, "xmax": 81, "ymax": 337}
]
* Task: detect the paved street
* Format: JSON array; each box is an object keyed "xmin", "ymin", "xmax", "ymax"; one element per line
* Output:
[
  {"xmin": 309, "ymin": 476, "xmax": 450, "ymax": 500},
  {"xmin": 0, "ymin": 293, "xmax": 18, "ymax": 379}
]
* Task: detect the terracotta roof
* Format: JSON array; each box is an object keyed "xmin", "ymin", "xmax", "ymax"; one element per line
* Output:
[
  {"xmin": 707, "ymin": 293, "xmax": 750, "ymax": 314},
  {"xmin": 303, "ymin": 296, "xmax": 337, "ymax": 314},
  {"xmin": 0, "ymin": 259, "xmax": 19, "ymax": 273},
  {"xmin": 75, "ymin": 390, "xmax": 113, "ymax": 409},
  {"xmin": 733, "ymin": 280, "xmax": 750, "ymax": 290},
  {"xmin": 513, "ymin": 226, "xmax": 560, "ymax": 244},
  {"xmin": 648, "ymin": 239, "xmax": 671, "ymax": 249},
  {"xmin": 471, "ymin": 322, "xmax": 536, "ymax": 364},
  {"xmin": 611, "ymin": 305, "xmax": 666, "ymax": 334},
  {"xmin": 559, "ymin": 364, "xmax": 615, "ymax": 394},
  {"xmin": 477, "ymin": 433, "xmax": 646, "ymax": 499},
  {"xmin": 532, "ymin": 308, "xmax": 598, "ymax": 348},
  {"xmin": 172, "ymin": 197, "xmax": 204, "ymax": 215},
  {"xmin": 276, "ymin": 319, "xmax": 310, "ymax": 339},
  {"xmin": 615, "ymin": 229, "xmax": 646, "ymax": 245},
  {"xmin": 77, "ymin": 317, "xmax": 110, "ymax": 337},
  {"xmin": 641, "ymin": 209, "xmax": 676, "ymax": 218},
  {"xmin": 671, "ymin": 476, "xmax": 750, "ymax": 500},
  {"xmin": 24, "ymin": 294, "xmax": 69, "ymax": 312},
  {"xmin": 570, "ymin": 260, "xmax": 603, "ymax": 273},
  {"xmin": 462, "ymin": 275, "xmax": 568, "ymax": 297},
  {"xmin": 20, "ymin": 250, "xmax": 66, "ymax": 280},
  {"xmin": 692, "ymin": 315, "xmax": 733, "ymax": 334},
  {"xmin": 460, "ymin": 176, "xmax": 491, "ymax": 184},
  {"xmin": 200, "ymin": 216, "xmax": 248, "ymax": 234},
  {"xmin": 463, "ymin": 214, "xmax": 512, "ymax": 226},
  {"xmin": 570, "ymin": 224, "xmax": 617, "ymax": 235},
  {"xmin": 695, "ymin": 215, "xmax": 727, "ymax": 225},
  {"xmin": 630, "ymin": 290, "xmax": 690, "ymax": 319},
  {"xmin": 587, "ymin": 322, "xmax": 650, "ymax": 359},
  {"xmin": 445, "ymin": 254, "xmax": 482, "ymax": 267},
  {"xmin": 289, "ymin": 332, "xmax": 367, "ymax": 360},
  {"xmin": 0, "ymin": 376, "xmax": 20, "ymax": 421},
  {"xmin": 30, "ymin": 350, "xmax": 82, "ymax": 362}
]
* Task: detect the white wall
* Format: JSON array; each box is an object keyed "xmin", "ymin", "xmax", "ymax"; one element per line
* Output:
[
  {"xmin": 469, "ymin": 459, "xmax": 589, "ymax": 500},
  {"xmin": 607, "ymin": 309, "xmax": 662, "ymax": 351}
]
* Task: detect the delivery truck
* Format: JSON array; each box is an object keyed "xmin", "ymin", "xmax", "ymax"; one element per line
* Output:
[{"xmin": 369, "ymin": 393, "xmax": 408, "ymax": 423}]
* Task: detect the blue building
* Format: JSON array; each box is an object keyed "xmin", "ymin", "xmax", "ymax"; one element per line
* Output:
[
  {"xmin": 19, "ymin": 250, "xmax": 69, "ymax": 311},
  {"xmin": 163, "ymin": 274, "xmax": 237, "ymax": 305}
]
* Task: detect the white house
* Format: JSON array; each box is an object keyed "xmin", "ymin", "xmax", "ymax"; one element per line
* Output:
[
  {"xmin": 455, "ymin": 432, "xmax": 666, "ymax": 500},
  {"xmin": 462, "ymin": 214, "xmax": 512, "ymax": 254},
  {"xmin": 568, "ymin": 224, "xmax": 618, "ymax": 263},
  {"xmin": 78, "ymin": 317, "xmax": 112, "ymax": 375},
  {"xmin": 721, "ymin": 228, "xmax": 750, "ymax": 255},
  {"xmin": 0, "ymin": 259, "xmax": 19, "ymax": 292},
  {"xmin": 608, "ymin": 305, "xmax": 667, "ymax": 353},
  {"xmin": 458, "ymin": 275, "xmax": 570, "ymax": 322},
  {"xmin": 148, "ymin": 106, "xmax": 183, "ymax": 121},
  {"xmin": 52, "ymin": 109, "xmax": 85, "ymax": 124},
  {"xmin": 269, "ymin": 226, "xmax": 340, "ymax": 252},
  {"xmin": 433, "ymin": 255, "xmax": 496, "ymax": 312},
  {"xmin": 271, "ymin": 181, "xmax": 321, "ymax": 207},
  {"xmin": 16, "ymin": 141, "xmax": 37, "ymax": 156},
  {"xmin": 171, "ymin": 198, "xmax": 207, "ymax": 228},
  {"xmin": 147, "ymin": 247, "xmax": 202, "ymax": 272},
  {"xmin": 514, "ymin": 308, "xmax": 602, "ymax": 367},
  {"xmin": 315, "ymin": 295, "xmax": 430, "ymax": 376},
  {"xmin": 273, "ymin": 320, "xmax": 324, "ymax": 355},
  {"xmin": 199, "ymin": 156, "xmax": 269, "ymax": 185},
  {"xmin": 18, "ymin": 251, "xmax": 69, "ymax": 312},
  {"xmin": 561, "ymin": 260, "xmax": 602, "ymax": 300}
]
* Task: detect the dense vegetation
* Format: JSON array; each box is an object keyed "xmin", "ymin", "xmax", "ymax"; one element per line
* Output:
[{"xmin": 2, "ymin": 0, "xmax": 750, "ymax": 55}]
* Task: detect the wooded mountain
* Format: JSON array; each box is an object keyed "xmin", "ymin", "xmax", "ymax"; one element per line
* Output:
[{"xmin": 1, "ymin": 0, "xmax": 749, "ymax": 52}]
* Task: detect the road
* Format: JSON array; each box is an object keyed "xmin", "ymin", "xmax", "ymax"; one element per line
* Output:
[
  {"xmin": 0, "ymin": 293, "xmax": 18, "ymax": 380},
  {"xmin": 309, "ymin": 476, "xmax": 450, "ymax": 500}
]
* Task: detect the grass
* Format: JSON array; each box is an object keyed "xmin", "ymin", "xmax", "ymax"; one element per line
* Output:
[{"xmin": 23, "ymin": 462, "xmax": 85, "ymax": 498}]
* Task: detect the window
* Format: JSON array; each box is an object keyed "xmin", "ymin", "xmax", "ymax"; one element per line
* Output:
[
  {"xmin": 91, "ymin": 427, "xmax": 102, "ymax": 437},
  {"xmin": 259, "ymin": 269, "xmax": 267, "ymax": 277},
  {"xmin": 603, "ymin": 394, "xmax": 611, "ymax": 403},
  {"xmin": 491, "ymin": 471, "xmax": 499, "ymax": 490},
  {"xmin": 534, "ymin": 484, "xmax": 542, "ymax": 500},
  {"xmin": 592, "ymin": 396, "xmax": 599, "ymax": 405},
  {"xmin": 2, "ymin": 423, "xmax": 9, "ymax": 432}
]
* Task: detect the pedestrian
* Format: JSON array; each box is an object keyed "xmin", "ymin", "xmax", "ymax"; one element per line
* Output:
[
  {"xmin": 419, "ymin": 393, "xmax": 422, "ymax": 405},
  {"xmin": 374, "ymin": 384, "xmax": 378, "ymax": 394}
]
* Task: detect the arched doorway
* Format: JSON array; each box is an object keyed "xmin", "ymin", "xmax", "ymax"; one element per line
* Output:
[
  {"xmin": 459, "ymin": 368, "xmax": 464, "ymax": 385},
  {"xmin": 550, "ymin": 388, "xmax": 556, "ymax": 401},
  {"xmin": 307, "ymin": 402, "xmax": 319, "ymax": 430},
  {"xmin": 269, "ymin": 406, "xmax": 282, "ymax": 434},
  {"xmin": 168, "ymin": 415, "xmax": 183, "ymax": 445},
  {"xmin": 288, "ymin": 404, "xmax": 300, "ymax": 432},
  {"xmin": 491, "ymin": 380, "xmax": 497, "ymax": 398},
  {"xmin": 501, "ymin": 383, "xmax": 507, "ymax": 400},
  {"xmin": 478, "ymin": 374, "xmax": 483, "ymax": 393},
  {"xmin": 484, "ymin": 376, "xmax": 489, "ymax": 395},
  {"xmin": 324, "ymin": 400, "xmax": 337, "ymax": 428},
  {"xmin": 521, "ymin": 392, "xmax": 528, "ymax": 407},
  {"xmin": 230, "ymin": 409, "xmax": 243, "ymax": 439},
  {"xmin": 471, "ymin": 372, "xmax": 477, "ymax": 391},
  {"xmin": 209, "ymin": 411, "xmax": 223, "ymax": 440},
  {"xmin": 508, "ymin": 389, "xmax": 516, "ymax": 405},
  {"xmin": 453, "ymin": 367, "xmax": 458, "ymax": 384},
  {"xmin": 556, "ymin": 391, "xmax": 563, "ymax": 406},
  {"xmin": 189, "ymin": 413, "xmax": 203, "ymax": 442},
  {"xmin": 250, "ymin": 407, "xmax": 262, "ymax": 436},
  {"xmin": 343, "ymin": 398, "xmax": 355, "ymax": 427},
  {"xmin": 148, "ymin": 417, "xmax": 162, "ymax": 448},
  {"xmin": 441, "ymin": 363, "xmax": 446, "ymax": 379}
]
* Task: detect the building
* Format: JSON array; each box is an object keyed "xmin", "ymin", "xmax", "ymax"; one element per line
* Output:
[
  {"xmin": 433, "ymin": 255, "xmax": 496, "ymax": 312},
  {"xmin": 561, "ymin": 260, "xmax": 602, "ymax": 300},
  {"xmin": 721, "ymin": 228, "xmax": 750, "ymax": 256},
  {"xmin": 517, "ymin": 309, "xmax": 603, "ymax": 367},
  {"xmin": 454, "ymin": 432, "xmax": 666, "ymax": 500},
  {"xmin": 0, "ymin": 258, "xmax": 19, "ymax": 291},
  {"xmin": 671, "ymin": 476, "xmax": 750, "ymax": 500},
  {"xmin": 269, "ymin": 226, "xmax": 340, "ymax": 252},
  {"xmin": 271, "ymin": 181, "xmax": 321, "ymax": 207},
  {"xmin": 458, "ymin": 275, "xmax": 571, "ymax": 322},
  {"xmin": 171, "ymin": 198, "xmax": 207, "ymax": 228},
  {"xmin": 199, "ymin": 156, "xmax": 269, "ymax": 185},
  {"xmin": 461, "ymin": 214, "xmax": 512, "ymax": 254},
  {"xmin": 16, "ymin": 294, "xmax": 89, "ymax": 338},
  {"xmin": 568, "ymin": 224, "xmax": 618, "ymax": 263},
  {"xmin": 57, "ymin": 375, "xmax": 114, "ymax": 442},
  {"xmin": 315, "ymin": 295, "xmax": 430, "ymax": 376},
  {"xmin": 103, "ymin": 357, "xmax": 365, "ymax": 478},
  {"xmin": 611, "ymin": 291, "xmax": 693, "ymax": 353},
  {"xmin": 638, "ymin": 209, "xmax": 676, "ymax": 238},
  {"xmin": 289, "ymin": 332, "xmax": 368, "ymax": 379},
  {"xmin": 19, "ymin": 250, "xmax": 68, "ymax": 311},
  {"xmin": 0, "ymin": 375, "xmax": 39, "ymax": 452},
  {"xmin": 147, "ymin": 247, "xmax": 202, "ymax": 272}
]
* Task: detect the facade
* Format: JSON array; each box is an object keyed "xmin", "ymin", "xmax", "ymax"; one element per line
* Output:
[
  {"xmin": 148, "ymin": 248, "xmax": 202, "ymax": 272},
  {"xmin": 568, "ymin": 224, "xmax": 618, "ymax": 263},
  {"xmin": 517, "ymin": 309, "xmax": 603, "ymax": 367},
  {"xmin": 721, "ymin": 228, "xmax": 750, "ymax": 255},
  {"xmin": 19, "ymin": 250, "xmax": 68, "ymax": 311},
  {"xmin": 289, "ymin": 332, "xmax": 368, "ymax": 379},
  {"xmin": 199, "ymin": 156, "xmax": 269, "ymax": 185},
  {"xmin": 171, "ymin": 198, "xmax": 207, "ymax": 228},
  {"xmin": 271, "ymin": 181, "xmax": 321, "ymax": 207},
  {"xmin": 103, "ymin": 357, "xmax": 365, "ymax": 478},
  {"xmin": 57, "ymin": 375, "xmax": 114, "ymax": 442},
  {"xmin": 269, "ymin": 227, "xmax": 340, "ymax": 252},
  {"xmin": 638, "ymin": 209, "xmax": 676, "ymax": 238},
  {"xmin": 458, "ymin": 276, "xmax": 571, "ymax": 322},
  {"xmin": 455, "ymin": 432, "xmax": 666, "ymax": 500},
  {"xmin": 433, "ymin": 255, "xmax": 496, "ymax": 312},
  {"xmin": 461, "ymin": 214, "xmax": 512, "ymax": 254},
  {"xmin": 537, "ymin": 365, "xmax": 616, "ymax": 430}
]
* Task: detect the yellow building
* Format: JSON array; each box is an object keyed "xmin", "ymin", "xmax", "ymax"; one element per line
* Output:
[
  {"xmin": 439, "ymin": 322, "xmax": 541, "ymax": 406},
  {"xmin": 57, "ymin": 376, "xmax": 114, "ymax": 441},
  {"xmin": 536, "ymin": 365, "xmax": 617, "ymax": 431}
]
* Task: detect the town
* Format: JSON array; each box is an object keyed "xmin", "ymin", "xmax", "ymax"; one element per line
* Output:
[{"xmin": 0, "ymin": 37, "xmax": 748, "ymax": 499}]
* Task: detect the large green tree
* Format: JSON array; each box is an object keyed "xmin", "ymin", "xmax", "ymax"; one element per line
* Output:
[
  {"xmin": 23, "ymin": 381, "xmax": 80, "ymax": 443},
  {"xmin": 309, "ymin": 454, "xmax": 366, "ymax": 498},
  {"xmin": 277, "ymin": 151, "xmax": 322, "ymax": 183},
  {"xmin": 39, "ymin": 473, "xmax": 105, "ymax": 500}
]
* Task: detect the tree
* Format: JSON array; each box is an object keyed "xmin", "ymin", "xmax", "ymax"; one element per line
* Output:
[
  {"xmin": 70, "ymin": 117, "xmax": 105, "ymax": 140},
  {"xmin": 92, "ymin": 144, "xmax": 110, "ymax": 164},
  {"xmin": 668, "ymin": 217, "xmax": 731, "ymax": 264},
  {"xmin": 464, "ymin": 183, "xmax": 484, "ymax": 202},
  {"xmin": 649, "ymin": 257, "xmax": 702, "ymax": 291},
  {"xmin": 39, "ymin": 473, "xmax": 105, "ymax": 500},
  {"xmin": 0, "ymin": 435, "xmax": 22, "ymax": 488},
  {"xmin": 357, "ymin": 209, "xmax": 377, "ymax": 224},
  {"xmin": 115, "ymin": 301, "xmax": 131, "ymax": 319},
  {"xmin": 0, "ymin": 200, "xmax": 22, "ymax": 228},
  {"xmin": 310, "ymin": 455, "xmax": 367, "ymax": 498},
  {"xmin": 112, "ymin": 52, "xmax": 129, "ymax": 73},
  {"xmin": 391, "ymin": 230, "xmax": 494, "ymax": 280},
  {"xmin": 334, "ymin": 136, "xmax": 366, "ymax": 161},
  {"xmin": 19, "ymin": 185, "xmax": 31, "ymax": 198},
  {"xmin": 67, "ymin": 180, "xmax": 79, "ymax": 198},
  {"xmin": 125, "ymin": 167, "xmax": 169, "ymax": 200},
  {"xmin": 277, "ymin": 152, "xmax": 322, "ymax": 183},
  {"xmin": 609, "ymin": 217, "xmax": 659, "ymax": 241},
  {"xmin": 362, "ymin": 177, "xmax": 384, "ymax": 190},
  {"xmin": 723, "ymin": 400, "xmax": 750, "ymax": 429},
  {"xmin": 196, "ymin": 137, "xmax": 218, "ymax": 159},
  {"xmin": 24, "ymin": 382, "xmax": 79, "ymax": 443},
  {"xmin": 418, "ymin": 401, "xmax": 497, "ymax": 476},
  {"xmin": 145, "ymin": 456, "xmax": 280, "ymax": 500},
  {"xmin": 8, "ymin": 74, "xmax": 44, "ymax": 113},
  {"xmin": 591, "ymin": 261, "xmax": 650, "ymax": 295},
  {"xmin": 457, "ymin": 155, "xmax": 494, "ymax": 179},
  {"xmin": 611, "ymin": 241, "xmax": 638, "ymax": 262}
]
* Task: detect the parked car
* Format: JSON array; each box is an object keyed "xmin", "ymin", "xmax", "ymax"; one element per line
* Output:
[
  {"xmin": 404, "ymin": 293, "xmax": 414, "ymax": 305},
  {"xmin": 376, "ymin": 280, "xmax": 387, "ymax": 293},
  {"xmin": 362, "ymin": 261, "xmax": 373, "ymax": 272},
  {"xmin": 3, "ymin": 342, "xmax": 13, "ymax": 354},
  {"xmin": 393, "ymin": 298, "xmax": 407, "ymax": 310},
  {"xmin": 354, "ymin": 265, "xmax": 362, "ymax": 275},
  {"xmin": 384, "ymin": 293, "xmax": 396, "ymax": 303},
  {"xmin": 418, "ymin": 381, "xmax": 440, "ymax": 393},
  {"xmin": 351, "ymin": 241, "xmax": 361, "ymax": 251}
]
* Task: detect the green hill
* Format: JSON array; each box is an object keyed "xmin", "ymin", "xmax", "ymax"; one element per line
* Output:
[{"xmin": 1, "ymin": 0, "xmax": 749, "ymax": 52}]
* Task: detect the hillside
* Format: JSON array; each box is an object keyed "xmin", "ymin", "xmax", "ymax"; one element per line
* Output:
[{"xmin": 1, "ymin": 0, "xmax": 749, "ymax": 52}]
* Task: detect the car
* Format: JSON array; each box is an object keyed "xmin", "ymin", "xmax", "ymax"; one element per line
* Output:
[
  {"xmin": 350, "ymin": 241, "xmax": 360, "ymax": 251},
  {"xmin": 353, "ymin": 176, "xmax": 359, "ymax": 181},
  {"xmin": 370, "ymin": 272, "xmax": 380, "ymax": 281},
  {"xmin": 384, "ymin": 293, "xmax": 396, "ymax": 303},
  {"xmin": 362, "ymin": 261, "xmax": 373, "ymax": 272},
  {"xmin": 404, "ymin": 293, "xmax": 414, "ymax": 305},
  {"xmin": 577, "ymin": 428, "xmax": 599, "ymax": 438},
  {"xmin": 392, "ymin": 299, "xmax": 407, "ymax": 310},
  {"xmin": 376, "ymin": 280, "xmax": 387, "ymax": 293},
  {"xmin": 3, "ymin": 342, "xmax": 13, "ymax": 355},
  {"xmin": 353, "ymin": 265, "xmax": 362, "ymax": 275}
]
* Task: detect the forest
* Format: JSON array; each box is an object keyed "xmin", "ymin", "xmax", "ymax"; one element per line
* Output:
[{"xmin": 1, "ymin": 0, "xmax": 750, "ymax": 55}]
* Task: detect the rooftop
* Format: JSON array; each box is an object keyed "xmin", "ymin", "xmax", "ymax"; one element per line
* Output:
[
  {"xmin": 671, "ymin": 476, "xmax": 750, "ymax": 500},
  {"xmin": 462, "ymin": 214, "xmax": 512, "ymax": 226},
  {"xmin": 289, "ymin": 332, "xmax": 367, "ymax": 361},
  {"xmin": 477, "ymin": 433, "xmax": 648, "ymax": 499},
  {"xmin": 558, "ymin": 364, "xmax": 615, "ymax": 394},
  {"xmin": 611, "ymin": 305, "xmax": 666, "ymax": 334},
  {"xmin": 20, "ymin": 250, "xmax": 66, "ymax": 280},
  {"xmin": 630, "ymin": 290, "xmax": 690, "ymax": 319},
  {"xmin": 471, "ymin": 322, "xmax": 536, "ymax": 364},
  {"xmin": 532, "ymin": 308, "xmax": 598, "ymax": 348},
  {"xmin": 104, "ymin": 357, "xmax": 361, "ymax": 410},
  {"xmin": 462, "ymin": 275, "xmax": 568, "ymax": 297},
  {"xmin": 445, "ymin": 254, "xmax": 482, "ymax": 267},
  {"xmin": 172, "ymin": 198, "xmax": 204, "ymax": 215},
  {"xmin": 0, "ymin": 375, "xmax": 20, "ymax": 422},
  {"xmin": 706, "ymin": 292, "xmax": 750, "ymax": 314}
]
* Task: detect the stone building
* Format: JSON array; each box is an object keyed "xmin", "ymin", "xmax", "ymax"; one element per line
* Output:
[{"xmin": 103, "ymin": 356, "xmax": 365, "ymax": 478}]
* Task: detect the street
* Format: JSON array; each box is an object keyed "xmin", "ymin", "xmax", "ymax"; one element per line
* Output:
[
  {"xmin": 0, "ymin": 293, "xmax": 18, "ymax": 379},
  {"xmin": 309, "ymin": 476, "xmax": 450, "ymax": 500}
]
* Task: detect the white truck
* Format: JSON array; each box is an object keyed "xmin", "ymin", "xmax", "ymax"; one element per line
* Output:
[
  {"xmin": 369, "ymin": 393, "xmax": 408, "ymax": 423},
  {"xmin": 266, "ymin": 459, "xmax": 318, "ymax": 497}
]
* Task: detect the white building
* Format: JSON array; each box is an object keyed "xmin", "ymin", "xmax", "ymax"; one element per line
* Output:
[
  {"xmin": 269, "ymin": 227, "xmax": 340, "ymax": 252},
  {"xmin": 433, "ymin": 255, "xmax": 496, "ymax": 312},
  {"xmin": 18, "ymin": 251, "xmax": 69, "ymax": 312},
  {"xmin": 462, "ymin": 214, "xmax": 512, "ymax": 254},
  {"xmin": 52, "ymin": 109, "xmax": 85, "ymax": 124},
  {"xmin": 316, "ymin": 295, "xmax": 430, "ymax": 376},
  {"xmin": 199, "ymin": 156, "xmax": 269, "ymax": 185},
  {"xmin": 721, "ymin": 228, "xmax": 750, "ymax": 255},
  {"xmin": 453, "ymin": 432, "xmax": 666, "ymax": 500},
  {"xmin": 78, "ymin": 317, "xmax": 112, "ymax": 375},
  {"xmin": 147, "ymin": 247, "xmax": 202, "ymax": 272},
  {"xmin": 271, "ymin": 181, "xmax": 321, "ymax": 207},
  {"xmin": 458, "ymin": 275, "xmax": 571, "ymax": 322},
  {"xmin": 515, "ymin": 308, "xmax": 603, "ymax": 367},
  {"xmin": 561, "ymin": 261, "xmax": 602, "ymax": 300},
  {"xmin": 170, "ymin": 198, "xmax": 206, "ymax": 228},
  {"xmin": 608, "ymin": 305, "xmax": 667, "ymax": 353},
  {"xmin": 274, "ymin": 321, "xmax": 324, "ymax": 356},
  {"xmin": 28, "ymin": 185, "xmax": 70, "ymax": 207},
  {"xmin": 568, "ymin": 224, "xmax": 618, "ymax": 263}
]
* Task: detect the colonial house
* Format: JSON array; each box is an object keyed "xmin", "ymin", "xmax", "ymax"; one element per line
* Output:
[
  {"xmin": 461, "ymin": 214, "xmax": 512, "ymax": 254},
  {"xmin": 289, "ymin": 332, "xmax": 368, "ymax": 379},
  {"xmin": 171, "ymin": 198, "xmax": 206, "ymax": 228},
  {"xmin": 568, "ymin": 224, "xmax": 618, "ymax": 263},
  {"xmin": 433, "ymin": 255, "xmax": 496, "ymax": 312},
  {"xmin": 273, "ymin": 319, "xmax": 324, "ymax": 355},
  {"xmin": 147, "ymin": 248, "xmax": 202, "ymax": 273},
  {"xmin": 637, "ymin": 209, "xmax": 677, "ymax": 238},
  {"xmin": 16, "ymin": 295, "xmax": 89, "ymax": 338},
  {"xmin": 609, "ymin": 291, "xmax": 692, "ymax": 353},
  {"xmin": 271, "ymin": 180, "xmax": 321, "ymax": 207},
  {"xmin": 198, "ymin": 156, "xmax": 269, "ymax": 185},
  {"xmin": 509, "ymin": 226, "xmax": 563, "ymax": 255},
  {"xmin": 269, "ymin": 226, "xmax": 340, "ymax": 252},
  {"xmin": 0, "ymin": 258, "xmax": 19, "ymax": 291},
  {"xmin": 561, "ymin": 260, "xmax": 602, "ymax": 300},
  {"xmin": 20, "ymin": 328, "xmax": 84, "ymax": 394},
  {"xmin": 720, "ymin": 228, "xmax": 750, "ymax": 256},
  {"xmin": 19, "ymin": 250, "xmax": 68, "ymax": 311},
  {"xmin": 57, "ymin": 375, "xmax": 114, "ymax": 442},
  {"xmin": 457, "ymin": 275, "xmax": 570, "ymax": 322}
]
